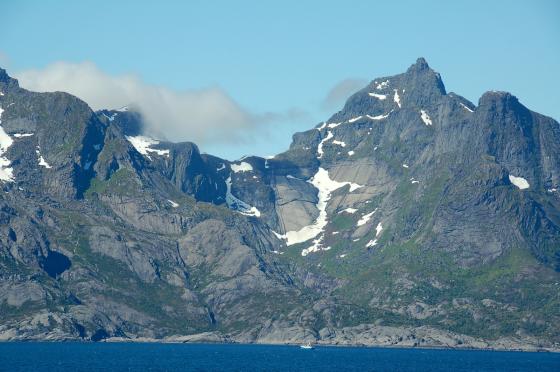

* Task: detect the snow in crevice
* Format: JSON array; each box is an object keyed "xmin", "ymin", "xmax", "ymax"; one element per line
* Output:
[
  {"xmin": 357, "ymin": 209, "xmax": 377, "ymax": 227},
  {"xmin": 317, "ymin": 122, "xmax": 327, "ymax": 131},
  {"xmin": 366, "ymin": 239, "xmax": 377, "ymax": 248},
  {"xmin": 547, "ymin": 188, "xmax": 557, "ymax": 193},
  {"xmin": 126, "ymin": 136, "xmax": 170, "ymax": 160},
  {"xmin": 327, "ymin": 122, "xmax": 342, "ymax": 128},
  {"xmin": 366, "ymin": 112, "xmax": 391, "ymax": 121},
  {"xmin": 460, "ymin": 102, "xmax": 474, "ymax": 113},
  {"xmin": 410, "ymin": 177, "xmax": 419, "ymax": 184},
  {"xmin": 231, "ymin": 161, "xmax": 253, "ymax": 173},
  {"xmin": 339, "ymin": 207, "xmax": 358, "ymax": 214},
  {"xmin": 420, "ymin": 110, "xmax": 432, "ymax": 126},
  {"xmin": 13, "ymin": 133, "xmax": 34, "ymax": 138},
  {"xmin": 216, "ymin": 163, "xmax": 226, "ymax": 171},
  {"xmin": 167, "ymin": 199, "xmax": 179, "ymax": 208},
  {"xmin": 393, "ymin": 89, "xmax": 401, "ymax": 108},
  {"xmin": 375, "ymin": 222, "xmax": 383, "ymax": 237},
  {"xmin": 0, "ymin": 106, "xmax": 15, "ymax": 182},
  {"xmin": 365, "ymin": 222, "xmax": 383, "ymax": 248},
  {"xmin": 317, "ymin": 130, "xmax": 334, "ymax": 158},
  {"xmin": 274, "ymin": 167, "xmax": 363, "ymax": 256},
  {"xmin": 509, "ymin": 175, "xmax": 530, "ymax": 190},
  {"xmin": 402, "ymin": 164, "xmax": 409, "ymax": 169},
  {"xmin": 332, "ymin": 140, "xmax": 346, "ymax": 147},
  {"xmin": 348, "ymin": 150, "xmax": 355, "ymax": 156},
  {"xmin": 348, "ymin": 116, "xmax": 363, "ymax": 123},
  {"xmin": 102, "ymin": 112, "xmax": 117, "ymax": 121},
  {"xmin": 225, "ymin": 176, "xmax": 261, "ymax": 217},
  {"xmin": 376, "ymin": 80, "xmax": 389, "ymax": 90},
  {"xmin": 36, "ymin": 147, "xmax": 52, "ymax": 169},
  {"xmin": 368, "ymin": 92, "xmax": 387, "ymax": 100}
]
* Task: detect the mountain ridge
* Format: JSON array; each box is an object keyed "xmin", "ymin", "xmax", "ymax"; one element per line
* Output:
[{"xmin": 0, "ymin": 59, "xmax": 559, "ymax": 351}]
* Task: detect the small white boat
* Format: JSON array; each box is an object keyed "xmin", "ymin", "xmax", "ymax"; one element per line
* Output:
[{"xmin": 300, "ymin": 343, "xmax": 314, "ymax": 349}]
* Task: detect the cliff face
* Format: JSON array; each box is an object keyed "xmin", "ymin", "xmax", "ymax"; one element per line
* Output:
[{"xmin": 0, "ymin": 60, "xmax": 559, "ymax": 350}]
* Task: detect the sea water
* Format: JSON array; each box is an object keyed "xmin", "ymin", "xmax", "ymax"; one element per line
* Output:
[{"xmin": 0, "ymin": 342, "xmax": 558, "ymax": 371}]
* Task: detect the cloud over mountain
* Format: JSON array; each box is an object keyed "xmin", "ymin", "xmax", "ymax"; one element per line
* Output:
[{"xmin": 15, "ymin": 61, "xmax": 303, "ymax": 146}]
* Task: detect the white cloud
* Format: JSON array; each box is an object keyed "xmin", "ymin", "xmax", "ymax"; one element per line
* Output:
[
  {"xmin": 14, "ymin": 61, "xmax": 303, "ymax": 146},
  {"xmin": 321, "ymin": 78, "xmax": 368, "ymax": 110}
]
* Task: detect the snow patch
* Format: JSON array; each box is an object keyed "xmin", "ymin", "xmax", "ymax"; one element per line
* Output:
[
  {"xmin": 393, "ymin": 89, "xmax": 401, "ymax": 108},
  {"xmin": 366, "ymin": 112, "xmax": 390, "ymax": 120},
  {"xmin": 231, "ymin": 161, "xmax": 253, "ymax": 173},
  {"xmin": 0, "ymin": 106, "xmax": 15, "ymax": 182},
  {"xmin": 36, "ymin": 147, "xmax": 52, "ymax": 169},
  {"xmin": 274, "ymin": 167, "xmax": 363, "ymax": 256},
  {"xmin": 216, "ymin": 163, "xmax": 226, "ymax": 171},
  {"xmin": 460, "ymin": 102, "xmax": 474, "ymax": 113},
  {"xmin": 348, "ymin": 150, "xmax": 355, "ymax": 156},
  {"xmin": 368, "ymin": 92, "xmax": 387, "ymax": 100},
  {"xmin": 376, "ymin": 80, "xmax": 389, "ymax": 90},
  {"xmin": 339, "ymin": 207, "xmax": 358, "ymax": 214},
  {"xmin": 317, "ymin": 131, "xmax": 334, "ymax": 158},
  {"xmin": 327, "ymin": 122, "xmax": 342, "ymax": 128},
  {"xmin": 339, "ymin": 254, "xmax": 347, "ymax": 258},
  {"xmin": 509, "ymin": 175, "xmax": 530, "ymax": 190},
  {"xmin": 126, "ymin": 136, "xmax": 170, "ymax": 159},
  {"xmin": 225, "ymin": 176, "xmax": 261, "ymax": 217},
  {"xmin": 332, "ymin": 140, "xmax": 346, "ymax": 147},
  {"xmin": 402, "ymin": 164, "xmax": 409, "ymax": 169},
  {"xmin": 420, "ymin": 110, "xmax": 432, "ymax": 126},
  {"xmin": 348, "ymin": 116, "xmax": 363, "ymax": 123},
  {"xmin": 366, "ymin": 239, "xmax": 377, "ymax": 248},
  {"xmin": 357, "ymin": 209, "xmax": 377, "ymax": 227},
  {"xmin": 167, "ymin": 199, "xmax": 179, "ymax": 208},
  {"xmin": 102, "ymin": 112, "xmax": 117, "ymax": 122},
  {"xmin": 13, "ymin": 133, "xmax": 34, "ymax": 138},
  {"xmin": 375, "ymin": 222, "xmax": 383, "ymax": 237}
]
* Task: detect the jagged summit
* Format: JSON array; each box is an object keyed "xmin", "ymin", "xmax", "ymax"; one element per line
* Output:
[{"xmin": 406, "ymin": 57, "xmax": 431, "ymax": 72}]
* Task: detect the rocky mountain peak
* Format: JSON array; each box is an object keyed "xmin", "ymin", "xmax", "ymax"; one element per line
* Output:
[
  {"xmin": 402, "ymin": 57, "xmax": 447, "ymax": 97},
  {"xmin": 0, "ymin": 67, "xmax": 19, "ymax": 90},
  {"xmin": 406, "ymin": 57, "xmax": 430, "ymax": 73},
  {"xmin": 478, "ymin": 90, "xmax": 520, "ymax": 108}
]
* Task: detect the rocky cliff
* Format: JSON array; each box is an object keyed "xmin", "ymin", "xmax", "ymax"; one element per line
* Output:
[{"xmin": 0, "ymin": 59, "xmax": 559, "ymax": 351}]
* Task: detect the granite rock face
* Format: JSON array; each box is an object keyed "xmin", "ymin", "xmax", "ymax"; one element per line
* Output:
[{"xmin": 0, "ymin": 60, "xmax": 559, "ymax": 350}]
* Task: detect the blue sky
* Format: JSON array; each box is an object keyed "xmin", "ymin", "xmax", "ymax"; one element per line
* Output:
[{"xmin": 1, "ymin": 0, "xmax": 559, "ymax": 160}]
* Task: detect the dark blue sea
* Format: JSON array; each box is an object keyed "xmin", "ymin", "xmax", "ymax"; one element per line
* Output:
[{"xmin": 0, "ymin": 343, "xmax": 558, "ymax": 371}]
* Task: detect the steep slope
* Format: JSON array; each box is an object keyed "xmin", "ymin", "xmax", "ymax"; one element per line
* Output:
[
  {"xmin": 0, "ymin": 70, "xmax": 312, "ymax": 341},
  {"xmin": 1, "ymin": 60, "xmax": 559, "ymax": 350}
]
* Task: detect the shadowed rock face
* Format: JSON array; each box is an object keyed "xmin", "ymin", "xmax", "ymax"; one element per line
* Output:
[{"xmin": 0, "ymin": 61, "xmax": 559, "ymax": 350}]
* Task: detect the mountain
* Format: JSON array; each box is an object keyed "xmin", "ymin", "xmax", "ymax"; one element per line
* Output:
[{"xmin": 0, "ymin": 59, "xmax": 559, "ymax": 350}]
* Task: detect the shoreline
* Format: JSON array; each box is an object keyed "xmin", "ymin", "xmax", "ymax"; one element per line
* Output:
[{"xmin": 1, "ymin": 336, "xmax": 558, "ymax": 354}]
